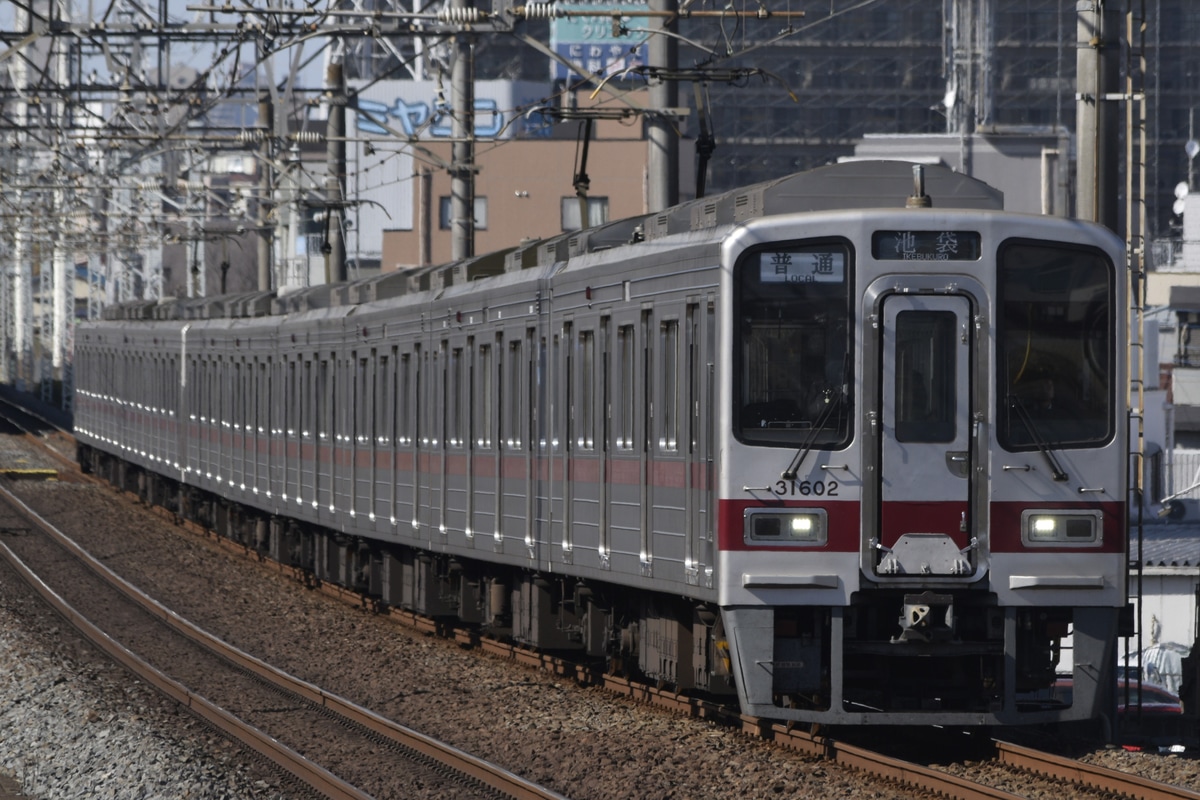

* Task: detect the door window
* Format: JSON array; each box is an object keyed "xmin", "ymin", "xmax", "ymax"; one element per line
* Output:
[{"xmin": 894, "ymin": 310, "xmax": 957, "ymax": 443}]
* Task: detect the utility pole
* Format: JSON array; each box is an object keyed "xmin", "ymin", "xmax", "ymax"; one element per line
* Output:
[
  {"xmin": 646, "ymin": 0, "xmax": 679, "ymax": 212},
  {"xmin": 51, "ymin": 187, "xmax": 69, "ymax": 381},
  {"xmin": 325, "ymin": 57, "xmax": 348, "ymax": 283},
  {"xmin": 0, "ymin": 166, "xmax": 8, "ymax": 386},
  {"xmin": 450, "ymin": 0, "xmax": 476, "ymax": 261},
  {"xmin": 10, "ymin": 2, "xmax": 32, "ymax": 392},
  {"xmin": 257, "ymin": 92, "xmax": 274, "ymax": 292},
  {"xmin": 418, "ymin": 167, "xmax": 433, "ymax": 267},
  {"xmin": 944, "ymin": 0, "xmax": 994, "ymax": 174},
  {"xmin": 1076, "ymin": 0, "xmax": 1121, "ymax": 230},
  {"xmin": 50, "ymin": 5, "xmax": 71, "ymax": 403}
]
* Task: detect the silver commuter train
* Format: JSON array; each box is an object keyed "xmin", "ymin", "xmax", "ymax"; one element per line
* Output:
[{"xmin": 74, "ymin": 161, "xmax": 1129, "ymax": 726}]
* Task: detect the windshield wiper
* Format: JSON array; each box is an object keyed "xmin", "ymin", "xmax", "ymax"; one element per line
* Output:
[
  {"xmin": 781, "ymin": 384, "xmax": 846, "ymax": 480},
  {"xmin": 1007, "ymin": 395, "xmax": 1068, "ymax": 482}
]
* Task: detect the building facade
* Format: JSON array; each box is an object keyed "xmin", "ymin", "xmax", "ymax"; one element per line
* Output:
[{"xmin": 675, "ymin": 0, "xmax": 1200, "ymax": 245}]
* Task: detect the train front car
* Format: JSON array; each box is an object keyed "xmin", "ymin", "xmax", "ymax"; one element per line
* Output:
[{"xmin": 717, "ymin": 178, "xmax": 1127, "ymax": 726}]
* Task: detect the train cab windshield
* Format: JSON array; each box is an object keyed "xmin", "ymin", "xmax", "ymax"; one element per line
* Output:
[
  {"xmin": 735, "ymin": 239, "xmax": 853, "ymax": 447},
  {"xmin": 998, "ymin": 240, "xmax": 1114, "ymax": 451}
]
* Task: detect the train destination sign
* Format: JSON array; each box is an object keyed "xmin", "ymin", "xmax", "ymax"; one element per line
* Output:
[
  {"xmin": 872, "ymin": 230, "xmax": 982, "ymax": 261},
  {"xmin": 757, "ymin": 250, "xmax": 846, "ymax": 284}
]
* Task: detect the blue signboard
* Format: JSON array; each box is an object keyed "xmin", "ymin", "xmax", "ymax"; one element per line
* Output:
[
  {"xmin": 550, "ymin": 1, "xmax": 648, "ymax": 81},
  {"xmin": 350, "ymin": 80, "xmax": 553, "ymax": 140}
]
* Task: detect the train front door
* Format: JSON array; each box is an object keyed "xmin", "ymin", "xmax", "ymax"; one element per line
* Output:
[{"xmin": 875, "ymin": 293, "xmax": 974, "ymax": 577}]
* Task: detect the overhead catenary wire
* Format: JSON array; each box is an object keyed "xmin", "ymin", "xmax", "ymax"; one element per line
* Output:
[{"xmin": 0, "ymin": 0, "xmax": 827, "ymax": 403}]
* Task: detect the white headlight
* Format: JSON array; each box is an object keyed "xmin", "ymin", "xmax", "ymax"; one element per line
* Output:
[
  {"xmin": 1023, "ymin": 510, "xmax": 1101, "ymax": 545},
  {"xmin": 745, "ymin": 509, "xmax": 828, "ymax": 545},
  {"xmin": 1032, "ymin": 517, "xmax": 1058, "ymax": 535}
]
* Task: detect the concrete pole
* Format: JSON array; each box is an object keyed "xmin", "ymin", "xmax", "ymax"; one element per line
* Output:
[
  {"xmin": 38, "ymin": 248, "xmax": 50, "ymax": 391},
  {"xmin": 647, "ymin": 0, "xmax": 679, "ymax": 211},
  {"xmin": 12, "ymin": 206, "xmax": 28, "ymax": 390},
  {"xmin": 87, "ymin": 252, "xmax": 103, "ymax": 320},
  {"xmin": 0, "ymin": 182, "xmax": 7, "ymax": 385},
  {"xmin": 51, "ymin": 8, "xmax": 70, "ymax": 383},
  {"xmin": 257, "ymin": 92, "xmax": 274, "ymax": 292},
  {"xmin": 325, "ymin": 60, "xmax": 348, "ymax": 283},
  {"xmin": 450, "ymin": 0, "xmax": 476, "ymax": 261},
  {"xmin": 188, "ymin": 226, "xmax": 202, "ymax": 298},
  {"xmin": 10, "ymin": 5, "xmax": 30, "ymax": 390},
  {"xmin": 418, "ymin": 167, "xmax": 432, "ymax": 267},
  {"xmin": 278, "ymin": 145, "xmax": 299, "ymax": 291},
  {"xmin": 147, "ymin": 247, "xmax": 164, "ymax": 301},
  {"xmin": 1076, "ymin": 0, "xmax": 1121, "ymax": 229},
  {"xmin": 187, "ymin": 165, "xmax": 202, "ymax": 298},
  {"xmin": 52, "ymin": 191, "xmax": 68, "ymax": 373}
]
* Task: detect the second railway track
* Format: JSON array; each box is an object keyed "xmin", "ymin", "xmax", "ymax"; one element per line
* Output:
[{"xmin": 0, "ymin": 478, "xmax": 565, "ymax": 800}]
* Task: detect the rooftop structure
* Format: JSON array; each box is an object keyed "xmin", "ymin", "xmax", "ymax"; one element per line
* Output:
[{"xmin": 671, "ymin": 0, "xmax": 1199, "ymax": 243}]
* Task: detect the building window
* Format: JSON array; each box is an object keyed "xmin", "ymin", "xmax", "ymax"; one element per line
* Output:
[
  {"xmin": 438, "ymin": 196, "xmax": 488, "ymax": 230},
  {"xmin": 561, "ymin": 197, "xmax": 609, "ymax": 231}
]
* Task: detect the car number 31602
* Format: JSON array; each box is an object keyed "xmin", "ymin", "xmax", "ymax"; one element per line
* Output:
[{"xmin": 772, "ymin": 480, "xmax": 839, "ymax": 497}]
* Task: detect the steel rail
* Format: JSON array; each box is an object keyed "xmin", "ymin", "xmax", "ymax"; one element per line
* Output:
[
  {"xmin": 766, "ymin": 726, "xmax": 1025, "ymax": 800},
  {"xmin": 995, "ymin": 740, "xmax": 1200, "ymax": 800},
  {"xmin": 0, "ymin": 517, "xmax": 370, "ymax": 800},
  {"xmin": 0, "ymin": 397, "xmax": 86, "ymax": 482},
  {"xmin": 0, "ymin": 480, "xmax": 566, "ymax": 800},
  {"xmin": 772, "ymin": 728, "xmax": 1200, "ymax": 800}
]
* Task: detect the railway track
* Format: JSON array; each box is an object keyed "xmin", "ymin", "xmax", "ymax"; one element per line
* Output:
[
  {"xmin": 0, "ymin": 477, "xmax": 567, "ymax": 800},
  {"xmin": 771, "ymin": 730, "xmax": 1200, "ymax": 800},
  {"xmin": 0, "ymin": 394, "xmax": 80, "ymax": 481},
  {"xmin": 0, "ymin": 414, "xmax": 1197, "ymax": 800},
  {"xmin": 293, "ymin": 569, "xmax": 1200, "ymax": 800},
  {"xmin": 118, "ymin": 511, "xmax": 1200, "ymax": 799},
  {"xmin": 992, "ymin": 741, "xmax": 1200, "ymax": 800}
]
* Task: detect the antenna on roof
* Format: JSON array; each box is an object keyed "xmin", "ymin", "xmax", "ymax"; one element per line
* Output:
[{"xmin": 907, "ymin": 164, "xmax": 932, "ymax": 208}]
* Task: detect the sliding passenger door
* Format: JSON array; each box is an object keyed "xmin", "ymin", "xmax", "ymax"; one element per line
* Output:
[
  {"xmin": 497, "ymin": 329, "xmax": 532, "ymax": 555},
  {"xmin": 606, "ymin": 312, "xmax": 644, "ymax": 575},
  {"xmin": 392, "ymin": 347, "xmax": 418, "ymax": 533},
  {"xmin": 685, "ymin": 299, "xmax": 715, "ymax": 587}
]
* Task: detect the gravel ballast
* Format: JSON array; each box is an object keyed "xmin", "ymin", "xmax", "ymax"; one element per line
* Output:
[{"xmin": 0, "ymin": 558, "xmax": 295, "ymax": 799}]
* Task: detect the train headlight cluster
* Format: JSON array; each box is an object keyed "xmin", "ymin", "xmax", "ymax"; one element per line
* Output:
[
  {"xmin": 744, "ymin": 508, "xmax": 828, "ymax": 545},
  {"xmin": 1021, "ymin": 510, "xmax": 1101, "ymax": 545}
]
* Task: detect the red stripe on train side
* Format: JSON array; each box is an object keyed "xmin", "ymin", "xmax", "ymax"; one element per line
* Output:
[
  {"xmin": 717, "ymin": 498, "xmax": 861, "ymax": 552},
  {"xmin": 989, "ymin": 501, "xmax": 1126, "ymax": 553},
  {"xmin": 165, "ymin": 426, "xmax": 712, "ymax": 493},
  {"xmin": 570, "ymin": 458, "xmax": 601, "ymax": 482},
  {"xmin": 650, "ymin": 460, "xmax": 687, "ymax": 489},
  {"xmin": 445, "ymin": 453, "xmax": 469, "ymax": 475},
  {"xmin": 472, "ymin": 455, "xmax": 495, "ymax": 477}
]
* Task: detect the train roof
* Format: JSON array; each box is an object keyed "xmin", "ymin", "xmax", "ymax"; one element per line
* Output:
[
  {"xmin": 641, "ymin": 159, "xmax": 1003, "ymax": 238},
  {"xmin": 100, "ymin": 161, "xmax": 1004, "ymax": 323}
]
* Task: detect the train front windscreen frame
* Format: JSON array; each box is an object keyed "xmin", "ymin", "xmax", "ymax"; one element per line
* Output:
[{"xmin": 734, "ymin": 238, "xmax": 855, "ymax": 449}]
